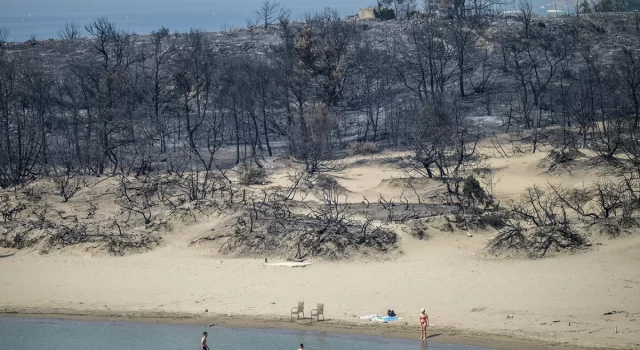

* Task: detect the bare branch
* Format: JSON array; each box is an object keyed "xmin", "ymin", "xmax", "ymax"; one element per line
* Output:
[
  {"xmin": 254, "ymin": 1, "xmax": 284, "ymax": 29},
  {"xmin": 58, "ymin": 22, "xmax": 82, "ymax": 40}
]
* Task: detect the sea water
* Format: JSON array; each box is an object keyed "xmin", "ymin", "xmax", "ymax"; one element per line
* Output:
[
  {"xmin": 1, "ymin": 0, "xmax": 571, "ymax": 43},
  {"xmin": 1, "ymin": 0, "xmax": 371, "ymax": 42},
  {"xmin": 0, "ymin": 317, "xmax": 491, "ymax": 350}
]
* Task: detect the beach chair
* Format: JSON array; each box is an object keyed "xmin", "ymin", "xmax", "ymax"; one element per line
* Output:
[
  {"xmin": 311, "ymin": 303, "xmax": 324, "ymax": 322},
  {"xmin": 291, "ymin": 301, "xmax": 304, "ymax": 320}
]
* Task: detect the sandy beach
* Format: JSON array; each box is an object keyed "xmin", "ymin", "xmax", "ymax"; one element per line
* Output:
[
  {"xmin": 1, "ymin": 150, "xmax": 640, "ymax": 350},
  {"xmin": 1, "ymin": 234, "xmax": 639, "ymax": 349},
  {"xmin": 2, "ymin": 229, "xmax": 640, "ymax": 348}
]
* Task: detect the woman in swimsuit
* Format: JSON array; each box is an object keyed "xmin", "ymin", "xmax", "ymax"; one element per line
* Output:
[{"xmin": 420, "ymin": 308, "xmax": 429, "ymax": 340}]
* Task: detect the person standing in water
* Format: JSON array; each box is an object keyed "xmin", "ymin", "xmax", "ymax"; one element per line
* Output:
[
  {"xmin": 420, "ymin": 308, "xmax": 429, "ymax": 340},
  {"xmin": 297, "ymin": 344, "xmax": 304, "ymax": 350},
  {"xmin": 201, "ymin": 332, "xmax": 209, "ymax": 350}
]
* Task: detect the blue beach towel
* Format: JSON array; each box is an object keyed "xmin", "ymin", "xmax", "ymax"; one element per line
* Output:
[{"xmin": 374, "ymin": 315, "xmax": 402, "ymax": 323}]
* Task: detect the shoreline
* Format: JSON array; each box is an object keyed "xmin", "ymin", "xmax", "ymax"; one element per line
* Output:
[{"xmin": 0, "ymin": 307, "xmax": 618, "ymax": 350}]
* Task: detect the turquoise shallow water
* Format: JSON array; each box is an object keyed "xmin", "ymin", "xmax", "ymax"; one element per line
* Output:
[{"xmin": 0, "ymin": 317, "xmax": 492, "ymax": 350}]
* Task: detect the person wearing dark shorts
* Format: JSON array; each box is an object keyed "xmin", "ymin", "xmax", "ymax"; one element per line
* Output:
[{"xmin": 201, "ymin": 331, "xmax": 209, "ymax": 350}]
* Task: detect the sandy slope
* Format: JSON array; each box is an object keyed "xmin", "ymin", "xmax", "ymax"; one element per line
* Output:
[{"xmin": 1, "ymin": 150, "xmax": 640, "ymax": 349}]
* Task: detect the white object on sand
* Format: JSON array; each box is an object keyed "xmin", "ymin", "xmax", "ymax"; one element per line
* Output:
[
  {"xmin": 263, "ymin": 262, "xmax": 313, "ymax": 268},
  {"xmin": 359, "ymin": 314, "xmax": 377, "ymax": 320}
]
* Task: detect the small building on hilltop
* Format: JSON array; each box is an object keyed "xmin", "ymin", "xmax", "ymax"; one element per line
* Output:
[
  {"xmin": 359, "ymin": 7, "xmax": 376, "ymax": 20},
  {"xmin": 358, "ymin": 7, "xmax": 396, "ymax": 21}
]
